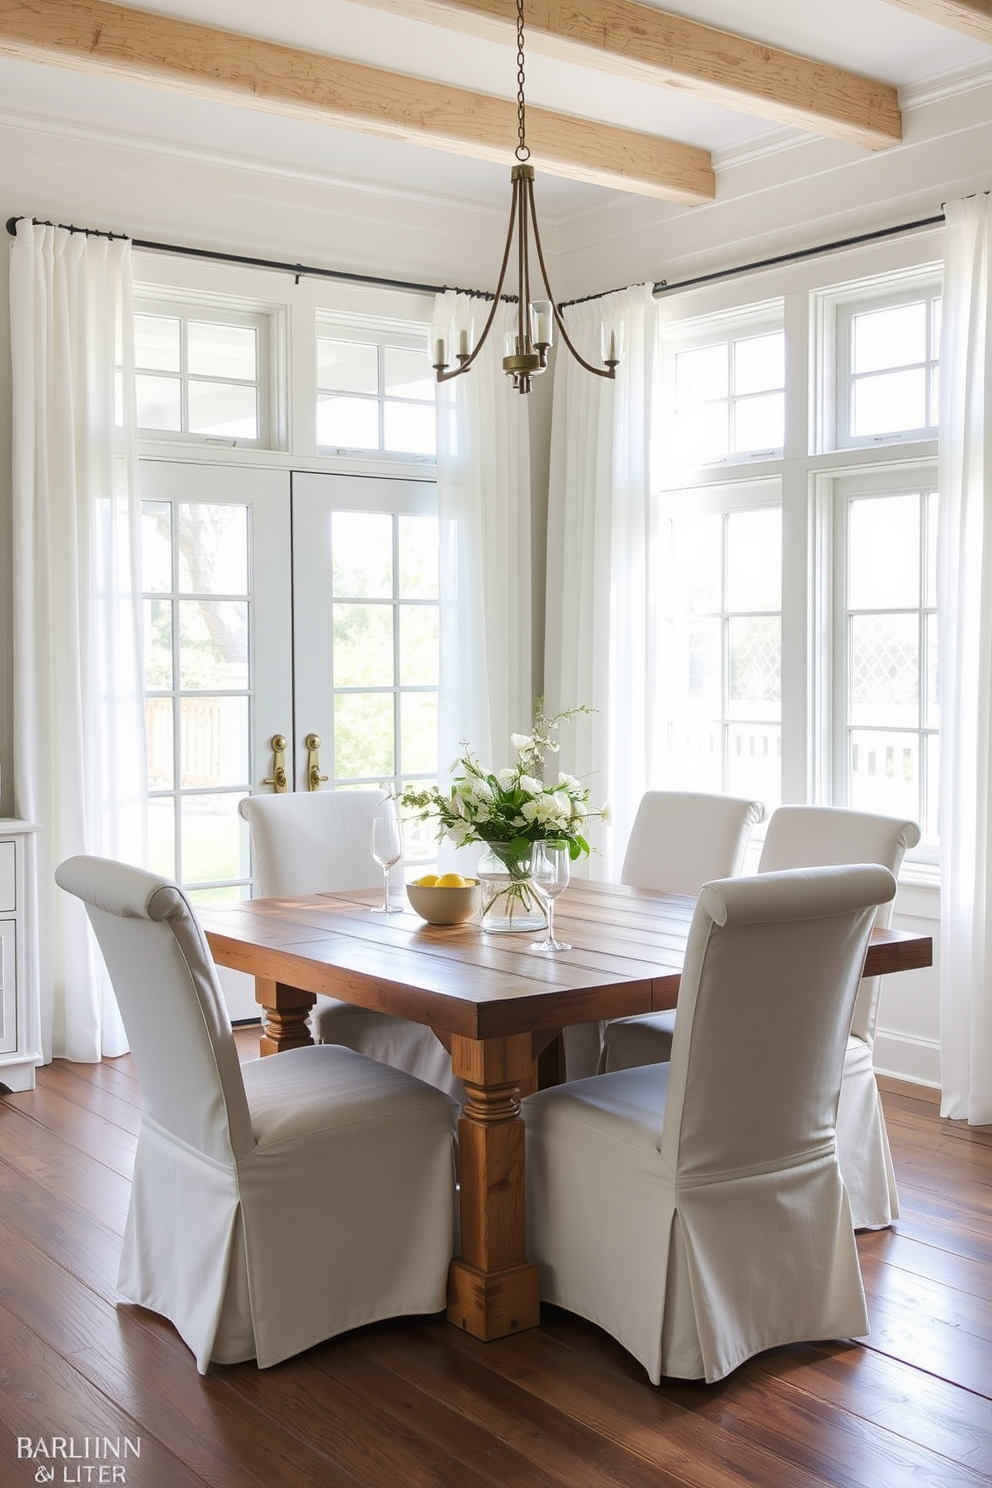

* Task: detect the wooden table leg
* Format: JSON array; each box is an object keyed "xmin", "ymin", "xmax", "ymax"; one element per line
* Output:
[
  {"xmin": 255, "ymin": 976, "xmax": 317, "ymax": 1056},
  {"xmin": 446, "ymin": 1032, "xmax": 541, "ymax": 1341}
]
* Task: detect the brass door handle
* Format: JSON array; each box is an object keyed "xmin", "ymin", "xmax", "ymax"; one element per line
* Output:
[
  {"xmin": 263, "ymin": 734, "xmax": 289, "ymax": 793},
  {"xmin": 304, "ymin": 733, "xmax": 329, "ymax": 792}
]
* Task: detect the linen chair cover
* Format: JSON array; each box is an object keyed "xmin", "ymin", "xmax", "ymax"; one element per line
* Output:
[
  {"xmin": 757, "ymin": 806, "xmax": 920, "ymax": 1228},
  {"xmin": 524, "ymin": 864, "xmax": 895, "ymax": 1385},
  {"xmin": 596, "ymin": 791, "xmax": 764, "ymax": 1079},
  {"xmin": 55, "ymin": 855, "xmax": 458, "ymax": 1374},
  {"xmin": 239, "ymin": 791, "xmax": 462, "ymax": 1100},
  {"xmin": 604, "ymin": 803, "xmax": 920, "ymax": 1231}
]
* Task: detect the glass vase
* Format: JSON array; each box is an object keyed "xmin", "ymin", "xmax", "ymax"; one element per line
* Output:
[{"xmin": 476, "ymin": 844, "xmax": 547, "ymax": 934}]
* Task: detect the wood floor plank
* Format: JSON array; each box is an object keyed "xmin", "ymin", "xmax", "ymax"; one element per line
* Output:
[
  {"xmin": 0, "ymin": 1303, "xmax": 210, "ymax": 1488},
  {"xmin": 1, "ymin": 1062, "xmax": 990, "ymax": 1488}
]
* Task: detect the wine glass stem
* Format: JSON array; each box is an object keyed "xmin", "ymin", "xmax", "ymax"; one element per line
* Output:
[
  {"xmin": 382, "ymin": 866, "xmax": 389, "ymax": 911},
  {"xmin": 546, "ymin": 901, "xmax": 554, "ymax": 943}
]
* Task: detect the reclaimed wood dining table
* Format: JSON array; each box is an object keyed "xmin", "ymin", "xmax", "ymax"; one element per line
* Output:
[{"xmin": 198, "ymin": 879, "xmax": 933, "ymax": 1345}]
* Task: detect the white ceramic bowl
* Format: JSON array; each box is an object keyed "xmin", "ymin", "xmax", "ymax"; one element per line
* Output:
[{"xmin": 406, "ymin": 879, "xmax": 480, "ymax": 925}]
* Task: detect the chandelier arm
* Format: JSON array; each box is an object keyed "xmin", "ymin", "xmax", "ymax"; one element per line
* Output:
[
  {"xmin": 518, "ymin": 172, "xmax": 531, "ymax": 351},
  {"xmin": 526, "ymin": 176, "xmax": 616, "ymax": 380},
  {"xmin": 436, "ymin": 175, "xmax": 522, "ymax": 381}
]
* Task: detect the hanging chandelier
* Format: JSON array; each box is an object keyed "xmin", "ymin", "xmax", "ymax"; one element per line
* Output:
[{"xmin": 431, "ymin": 0, "xmax": 623, "ymax": 395}]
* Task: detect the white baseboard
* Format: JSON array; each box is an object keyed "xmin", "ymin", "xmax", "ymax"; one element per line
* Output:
[{"xmin": 874, "ymin": 1029, "xmax": 941, "ymax": 1089}]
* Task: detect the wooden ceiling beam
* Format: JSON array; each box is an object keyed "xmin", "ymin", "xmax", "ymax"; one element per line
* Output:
[
  {"xmin": 878, "ymin": 0, "xmax": 992, "ymax": 45},
  {"xmin": 365, "ymin": 0, "xmax": 903, "ymax": 150},
  {"xmin": 0, "ymin": 0, "xmax": 714, "ymax": 202}
]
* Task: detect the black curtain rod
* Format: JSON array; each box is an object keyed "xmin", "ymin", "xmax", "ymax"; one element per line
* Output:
[
  {"xmin": 8, "ymin": 207, "xmax": 949, "ymax": 311},
  {"xmin": 4, "ymin": 215, "xmax": 508, "ymax": 301},
  {"xmin": 653, "ymin": 213, "xmax": 946, "ymax": 296}
]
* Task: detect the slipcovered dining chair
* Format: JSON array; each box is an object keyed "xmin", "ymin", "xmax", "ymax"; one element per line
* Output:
[
  {"xmin": 602, "ymin": 803, "xmax": 919, "ymax": 1231},
  {"xmin": 591, "ymin": 790, "xmax": 764, "ymax": 1079},
  {"xmin": 524, "ymin": 864, "xmax": 895, "ymax": 1385},
  {"xmin": 239, "ymin": 790, "xmax": 462, "ymax": 1100},
  {"xmin": 55, "ymin": 854, "xmax": 459, "ymax": 1374}
]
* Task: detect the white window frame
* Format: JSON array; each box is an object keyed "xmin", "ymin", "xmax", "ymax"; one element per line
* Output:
[
  {"xmin": 653, "ymin": 477, "xmax": 783, "ymax": 814},
  {"xmin": 809, "ymin": 462, "xmax": 938, "ymax": 862},
  {"xmin": 132, "ymin": 291, "xmax": 283, "ymax": 451},
  {"xmin": 814, "ymin": 266, "xmax": 941, "ymax": 453},
  {"xmin": 315, "ymin": 314, "xmax": 436, "ymax": 462},
  {"xmin": 656, "ymin": 299, "xmax": 785, "ymax": 479}
]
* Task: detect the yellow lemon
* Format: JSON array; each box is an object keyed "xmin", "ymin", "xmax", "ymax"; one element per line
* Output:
[
  {"xmin": 415, "ymin": 873, "xmax": 440, "ymax": 887},
  {"xmin": 436, "ymin": 872, "xmax": 466, "ymax": 888}
]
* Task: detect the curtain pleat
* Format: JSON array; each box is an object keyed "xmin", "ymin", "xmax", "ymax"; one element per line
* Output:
[
  {"xmin": 543, "ymin": 284, "xmax": 655, "ymax": 880},
  {"xmin": 10, "ymin": 221, "xmax": 145, "ymax": 1061},
  {"xmin": 937, "ymin": 194, "xmax": 992, "ymax": 1124}
]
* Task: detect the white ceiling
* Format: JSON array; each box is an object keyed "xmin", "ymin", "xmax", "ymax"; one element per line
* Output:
[{"xmin": 2, "ymin": 0, "xmax": 990, "ymax": 221}]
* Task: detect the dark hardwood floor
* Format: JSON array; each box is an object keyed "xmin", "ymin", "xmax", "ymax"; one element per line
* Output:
[{"xmin": 1, "ymin": 1032, "xmax": 990, "ymax": 1488}]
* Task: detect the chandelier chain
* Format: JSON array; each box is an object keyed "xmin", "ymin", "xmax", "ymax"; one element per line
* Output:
[{"xmin": 515, "ymin": 0, "xmax": 529, "ymax": 163}]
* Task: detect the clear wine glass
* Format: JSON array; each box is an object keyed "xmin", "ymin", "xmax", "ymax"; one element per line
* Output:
[
  {"xmin": 529, "ymin": 842, "xmax": 571, "ymax": 952},
  {"xmin": 371, "ymin": 814, "xmax": 403, "ymax": 914}
]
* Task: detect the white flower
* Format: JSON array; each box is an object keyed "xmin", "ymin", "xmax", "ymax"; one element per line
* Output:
[
  {"xmin": 510, "ymin": 733, "xmax": 533, "ymax": 752},
  {"xmin": 600, "ymin": 802, "xmax": 612, "ymax": 824},
  {"xmin": 498, "ymin": 768, "xmax": 518, "ymax": 787},
  {"xmin": 518, "ymin": 774, "xmax": 543, "ymax": 796},
  {"xmin": 557, "ymin": 772, "xmax": 583, "ymax": 794}
]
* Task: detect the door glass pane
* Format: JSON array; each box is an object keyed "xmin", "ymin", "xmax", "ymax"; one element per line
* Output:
[
  {"xmin": 332, "ymin": 513, "xmax": 392, "ymax": 597},
  {"xmin": 317, "ymin": 395, "xmax": 378, "ymax": 449},
  {"xmin": 189, "ymin": 381, "xmax": 258, "ymax": 439},
  {"xmin": 147, "ymin": 796, "xmax": 176, "ymax": 878},
  {"xmin": 179, "ymin": 697, "xmax": 250, "ymax": 787},
  {"xmin": 334, "ymin": 693, "xmax": 394, "ymax": 779},
  {"xmin": 400, "ymin": 692, "xmax": 437, "ymax": 775},
  {"xmin": 178, "ymin": 600, "xmax": 248, "ymax": 689},
  {"xmin": 399, "ymin": 607, "xmax": 439, "ymax": 686},
  {"xmin": 726, "ymin": 508, "xmax": 781, "ymax": 612},
  {"xmin": 189, "ymin": 321, "xmax": 257, "ymax": 380},
  {"xmin": 181, "ymin": 792, "xmax": 247, "ymax": 884},
  {"xmin": 850, "ymin": 614, "xmax": 919, "ymax": 727},
  {"xmin": 144, "ymin": 598, "xmax": 173, "ymax": 689},
  {"xmin": 398, "ymin": 515, "xmax": 439, "ymax": 598},
  {"xmin": 333, "ymin": 603, "xmax": 394, "ymax": 687},
  {"xmin": 135, "ymin": 313, "xmax": 181, "ymax": 372},
  {"xmin": 849, "ymin": 496, "xmax": 919, "ymax": 610},
  {"xmin": 137, "ymin": 374, "xmax": 182, "ymax": 430},
  {"xmin": 317, "ymin": 339, "xmax": 378, "ymax": 393},
  {"xmin": 146, "ymin": 697, "xmax": 174, "ymax": 791},
  {"xmin": 177, "ymin": 504, "xmax": 249, "ymax": 593}
]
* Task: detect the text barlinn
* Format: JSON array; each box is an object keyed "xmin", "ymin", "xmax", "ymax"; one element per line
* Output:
[{"xmin": 17, "ymin": 1440, "xmax": 141, "ymax": 1460}]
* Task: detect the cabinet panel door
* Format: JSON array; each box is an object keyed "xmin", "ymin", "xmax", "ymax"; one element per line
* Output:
[{"xmin": 0, "ymin": 920, "xmax": 16, "ymax": 1054}]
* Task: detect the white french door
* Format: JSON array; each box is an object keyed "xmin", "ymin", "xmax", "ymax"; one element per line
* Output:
[{"xmin": 139, "ymin": 460, "xmax": 438, "ymax": 1014}]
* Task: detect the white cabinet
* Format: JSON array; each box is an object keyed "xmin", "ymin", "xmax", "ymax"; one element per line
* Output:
[{"xmin": 0, "ymin": 821, "xmax": 40, "ymax": 1092}]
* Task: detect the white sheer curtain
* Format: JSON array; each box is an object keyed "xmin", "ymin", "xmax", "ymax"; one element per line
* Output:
[
  {"xmin": 544, "ymin": 284, "xmax": 655, "ymax": 880},
  {"xmin": 10, "ymin": 221, "xmax": 146, "ymax": 1062},
  {"xmin": 434, "ymin": 290, "xmax": 533, "ymax": 781},
  {"xmin": 937, "ymin": 194, "xmax": 992, "ymax": 1124}
]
